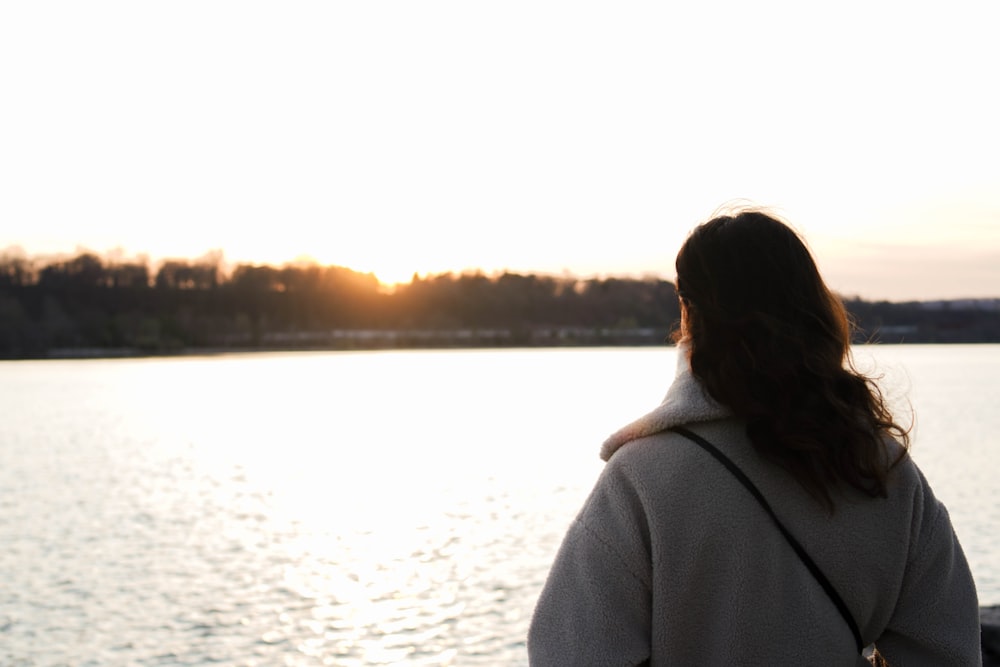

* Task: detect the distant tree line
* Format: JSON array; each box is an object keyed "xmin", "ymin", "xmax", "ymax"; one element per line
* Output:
[{"xmin": 0, "ymin": 251, "xmax": 997, "ymax": 358}]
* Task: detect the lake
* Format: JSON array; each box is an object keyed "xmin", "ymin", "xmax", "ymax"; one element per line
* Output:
[{"xmin": 1, "ymin": 345, "xmax": 997, "ymax": 666}]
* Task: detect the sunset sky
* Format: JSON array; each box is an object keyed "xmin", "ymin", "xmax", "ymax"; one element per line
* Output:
[{"xmin": 2, "ymin": 2, "xmax": 998, "ymax": 301}]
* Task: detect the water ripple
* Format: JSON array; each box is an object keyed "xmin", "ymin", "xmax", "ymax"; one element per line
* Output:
[{"xmin": 2, "ymin": 348, "xmax": 997, "ymax": 665}]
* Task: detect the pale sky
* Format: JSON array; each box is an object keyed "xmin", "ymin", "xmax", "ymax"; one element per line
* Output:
[{"xmin": 1, "ymin": 1, "xmax": 998, "ymax": 301}]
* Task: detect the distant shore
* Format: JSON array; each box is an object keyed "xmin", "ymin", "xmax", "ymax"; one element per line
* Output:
[{"xmin": 2, "ymin": 257, "xmax": 998, "ymax": 359}]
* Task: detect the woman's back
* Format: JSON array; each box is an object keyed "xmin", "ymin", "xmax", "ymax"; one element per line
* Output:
[
  {"xmin": 620, "ymin": 422, "xmax": 975, "ymax": 663},
  {"xmin": 529, "ymin": 371, "xmax": 980, "ymax": 664}
]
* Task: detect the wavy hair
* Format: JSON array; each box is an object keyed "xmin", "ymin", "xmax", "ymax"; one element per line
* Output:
[{"xmin": 673, "ymin": 208, "xmax": 909, "ymax": 511}]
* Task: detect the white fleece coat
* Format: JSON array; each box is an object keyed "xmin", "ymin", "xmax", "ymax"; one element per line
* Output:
[{"xmin": 528, "ymin": 350, "xmax": 981, "ymax": 666}]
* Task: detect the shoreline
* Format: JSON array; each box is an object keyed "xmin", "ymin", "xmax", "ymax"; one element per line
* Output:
[{"xmin": 3, "ymin": 339, "xmax": 998, "ymax": 362}]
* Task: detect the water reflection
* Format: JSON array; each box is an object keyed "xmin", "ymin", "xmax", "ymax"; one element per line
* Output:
[{"xmin": 0, "ymin": 346, "xmax": 996, "ymax": 665}]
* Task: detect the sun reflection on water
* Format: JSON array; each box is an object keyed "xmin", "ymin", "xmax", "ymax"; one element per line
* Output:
[{"xmin": 5, "ymin": 346, "xmax": 992, "ymax": 664}]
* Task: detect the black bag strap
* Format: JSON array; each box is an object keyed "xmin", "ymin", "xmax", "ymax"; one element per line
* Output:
[{"xmin": 671, "ymin": 426, "xmax": 864, "ymax": 653}]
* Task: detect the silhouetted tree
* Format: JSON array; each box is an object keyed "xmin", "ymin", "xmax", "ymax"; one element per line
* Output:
[
  {"xmin": 0, "ymin": 252, "xmax": 34, "ymax": 287},
  {"xmin": 39, "ymin": 253, "xmax": 106, "ymax": 289},
  {"xmin": 106, "ymin": 263, "xmax": 150, "ymax": 288}
]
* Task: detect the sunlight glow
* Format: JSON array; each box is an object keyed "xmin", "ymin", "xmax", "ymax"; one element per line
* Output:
[{"xmin": 1, "ymin": 2, "xmax": 998, "ymax": 300}]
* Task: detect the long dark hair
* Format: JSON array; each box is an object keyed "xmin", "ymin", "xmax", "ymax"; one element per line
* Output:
[{"xmin": 673, "ymin": 208, "xmax": 909, "ymax": 511}]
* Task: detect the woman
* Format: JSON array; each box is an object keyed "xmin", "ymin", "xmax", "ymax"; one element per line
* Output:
[{"xmin": 528, "ymin": 208, "xmax": 981, "ymax": 665}]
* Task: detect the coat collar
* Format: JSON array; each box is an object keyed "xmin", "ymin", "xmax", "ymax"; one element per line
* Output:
[{"xmin": 599, "ymin": 344, "xmax": 733, "ymax": 461}]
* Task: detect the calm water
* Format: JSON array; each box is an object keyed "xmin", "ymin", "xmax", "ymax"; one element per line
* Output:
[{"xmin": 1, "ymin": 345, "xmax": 997, "ymax": 666}]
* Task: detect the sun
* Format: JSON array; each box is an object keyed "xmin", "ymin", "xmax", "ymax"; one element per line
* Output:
[{"xmin": 302, "ymin": 248, "xmax": 436, "ymax": 289}]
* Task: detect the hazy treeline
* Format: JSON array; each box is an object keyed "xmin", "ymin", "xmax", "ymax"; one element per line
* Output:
[{"xmin": 0, "ymin": 252, "xmax": 997, "ymax": 358}]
